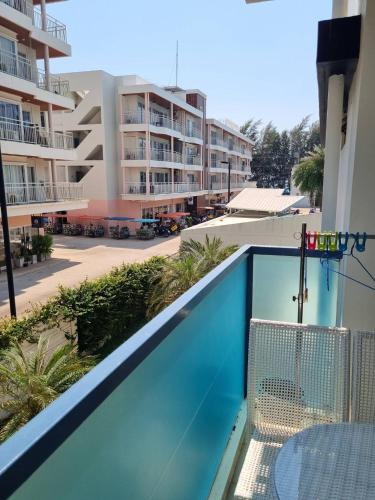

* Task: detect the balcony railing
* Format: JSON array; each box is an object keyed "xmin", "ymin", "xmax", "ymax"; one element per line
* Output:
[
  {"xmin": 0, "ymin": 47, "xmax": 70, "ymax": 97},
  {"xmin": 0, "ymin": 0, "xmax": 32, "ymax": 16},
  {"xmin": 0, "ymin": 0, "xmax": 68, "ymax": 43},
  {"xmin": 33, "ymin": 8, "xmax": 67, "ymax": 43},
  {"xmin": 185, "ymin": 124, "xmax": 202, "ymax": 139},
  {"xmin": 125, "ymin": 182, "xmax": 201, "ymax": 196},
  {"xmin": 124, "ymin": 148, "xmax": 183, "ymax": 164},
  {"xmin": 122, "ymin": 111, "xmax": 185, "ymax": 135},
  {"xmin": 37, "ymin": 71, "xmax": 70, "ymax": 97},
  {"xmin": 185, "ymin": 154, "xmax": 201, "ymax": 166},
  {"xmin": 210, "ymin": 137, "xmax": 226, "ymax": 148},
  {"xmin": 0, "ymin": 116, "xmax": 74, "ymax": 149},
  {"xmin": 5, "ymin": 182, "xmax": 84, "ymax": 205},
  {"xmin": 0, "ymin": 247, "xmax": 342, "ymax": 499}
]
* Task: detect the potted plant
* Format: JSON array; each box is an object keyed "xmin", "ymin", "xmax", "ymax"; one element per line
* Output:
[
  {"xmin": 42, "ymin": 234, "xmax": 53, "ymax": 260},
  {"xmin": 32, "ymin": 235, "xmax": 45, "ymax": 262},
  {"xmin": 12, "ymin": 244, "xmax": 24, "ymax": 268}
]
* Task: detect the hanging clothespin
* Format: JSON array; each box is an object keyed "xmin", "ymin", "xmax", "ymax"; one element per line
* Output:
[
  {"xmin": 317, "ymin": 232, "xmax": 328, "ymax": 251},
  {"xmin": 355, "ymin": 232, "xmax": 367, "ymax": 252},
  {"xmin": 339, "ymin": 232, "xmax": 350, "ymax": 252},
  {"xmin": 328, "ymin": 232, "xmax": 338, "ymax": 252},
  {"xmin": 307, "ymin": 231, "xmax": 317, "ymax": 250}
]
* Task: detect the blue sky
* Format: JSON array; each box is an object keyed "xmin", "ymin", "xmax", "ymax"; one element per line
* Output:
[{"xmin": 48, "ymin": 0, "xmax": 331, "ymax": 131}]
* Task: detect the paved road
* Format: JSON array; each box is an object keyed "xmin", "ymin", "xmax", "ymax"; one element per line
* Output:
[{"xmin": 0, "ymin": 235, "xmax": 181, "ymax": 318}]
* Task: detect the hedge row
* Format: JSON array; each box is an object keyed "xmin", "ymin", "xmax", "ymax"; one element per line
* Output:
[{"xmin": 0, "ymin": 256, "xmax": 166, "ymax": 358}]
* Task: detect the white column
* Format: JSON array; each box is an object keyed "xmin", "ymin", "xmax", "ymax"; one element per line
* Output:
[
  {"xmin": 145, "ymin": 93, "xmax": 150, "ymax": 195},
  {"xmin": 321, "ymin": 74, "xmax": 344, "ymax": 231},
  {"xmin": 332, "ymin": 0, "xmax": 348, "ymax": 18}
]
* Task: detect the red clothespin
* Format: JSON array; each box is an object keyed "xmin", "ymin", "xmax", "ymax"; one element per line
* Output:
[{"xmin": 307, "ymin": 231, "xmax": 317, "ymax": 250}]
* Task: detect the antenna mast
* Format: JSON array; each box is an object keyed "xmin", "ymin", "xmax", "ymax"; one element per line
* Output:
[{"xmin": 175, "ymin": 40, "xmax": 179, "ymax": 87}]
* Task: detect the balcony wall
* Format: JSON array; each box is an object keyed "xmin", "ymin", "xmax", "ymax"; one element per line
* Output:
[{"xmin": 0, "ymin": 247, "xmax": 340, "ymax": 500}]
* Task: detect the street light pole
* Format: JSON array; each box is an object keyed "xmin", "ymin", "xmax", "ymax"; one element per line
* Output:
[{"xmin": 0, "ymin": 144, "xmax": 16, "ymax": 317}]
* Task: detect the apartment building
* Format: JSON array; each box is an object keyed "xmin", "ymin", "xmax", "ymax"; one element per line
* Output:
[
  {"xmin": 53, "ymin": 71, "xmax": 210, "ymax": 221},
  {"xmin": 0, "ymin": 0, "xmax": 87, "ymax": 239},
  {"xmin": 53, "ymin": 71, "xmax": 253, "ymax": 221},
  {"xmin": 206, "ymin": 118, "xmax": 253, "ymax": 203}
]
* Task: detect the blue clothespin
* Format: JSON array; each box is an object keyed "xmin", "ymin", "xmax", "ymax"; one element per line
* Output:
[
  {"xmin": 355, "ymin": 232, "xmax": 367, "ymax": 252},
  {"xmin": 338, "ymin": 232, "xmax": 350, "ymax": 252}
]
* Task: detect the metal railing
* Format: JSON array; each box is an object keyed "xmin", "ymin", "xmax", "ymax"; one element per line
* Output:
[
  {"xmin": 0, "ymin": 116, "xmax": 73, "ymax": 149},
  {"xmin": 209, "ymin": 181, "xmax": 248, "ymax": 191},
  {"xmin": 210, "ymin": 137, "xmax": 226, "ymax": 148},
  {"xmin": 122, "ymin": 111, "xmax": 184, "ymax": 134},
  {"xmin": 0, "ymin": 0, "xmax": 32, "ymax": 16},
  {"xmin": 185, "ymin": 124, "xmax": 202, "ymax": 139},
  {"xmin": 124, "ymin": 147, "xmax": 200, "ymax": 165},
  {"xmin": 125, "ymin": 182, "xmax": 201, "ymax": 196},
  {"xmin": 151, "ymin": 149, "xmax": 177, "ymax": 163},
  {"xmin": 122, "ymin": 111, "xmax": 145, "ymax": 125},
  {"xmin": 37, "ymin": 71, "xmax": 70, "ymax": 97},
  {"xmin": 33, "ymin": 8, "xmax": 67, "ymax": 43},
  {"xmin": 5, "ymin": 182, "xmax": 83, "ymax": 205},
  {"xmin": 0, "ymin": 47, "xmax": 70, "ymax": 96},
  {"xmin": 185, "ymin": 154, "xmax": 202, "ymax": 166},
  {"xmin": 0, "ymin": 1, "xmax": 68, "ymax": 43}
]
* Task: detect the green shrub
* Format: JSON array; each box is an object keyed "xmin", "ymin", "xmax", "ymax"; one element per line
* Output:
[{"xmin": 0, "ymin": 256, "xmax": 166, "ymax": 356}]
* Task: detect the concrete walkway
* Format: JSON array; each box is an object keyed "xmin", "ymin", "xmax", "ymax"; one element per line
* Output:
[{"xmin": 0, "ymin": 235, "xmax": 181, "ymax": 318}]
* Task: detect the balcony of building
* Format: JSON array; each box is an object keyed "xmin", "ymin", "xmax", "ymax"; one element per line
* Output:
[
  {"xmin": 120, "ymin": 110, "xmax": 203, "ymax": 143},
  {"xmin": 0, "ymin": 46, "xmax": 71, "ymax": 104},
  {"xmin": 0, "ymin": 0, "xmax": 70, "ymax": 57},
  {"xmin": 0, "ymin": 116, "xmax": 75, "ymax": 160},
  {"xmin": 209, "ymin": 179, "xmax": 250, "ymax": 193},
  {"xmin": 2, "ymin": 244, "xmax": 367, "ymax": 500},
  {"xmin": 5, "ymin": 181, "xmax": 88, "ymax": 216},
  {"xmin": 122, "ymin": 181, "xmax": 206, "ymax": 200},
  {"xmin": 122, "ymin": 147, "xmax": 203, "ymax": 170}
]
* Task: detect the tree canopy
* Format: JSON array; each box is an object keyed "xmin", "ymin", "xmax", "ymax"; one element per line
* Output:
[{"xmin": 240, "ymin": 116, "xmax": 321, "ymax": 188}]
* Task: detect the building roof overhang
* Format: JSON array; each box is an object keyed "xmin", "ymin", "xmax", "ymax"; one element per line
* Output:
[{"xmin": 317, "ymin": 15, "xmax": 362, "ymax": 144}]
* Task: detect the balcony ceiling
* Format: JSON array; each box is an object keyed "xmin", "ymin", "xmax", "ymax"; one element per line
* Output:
[{"xmin": 0, "ymin": 85, "xmax": 70, "ymax": 111}]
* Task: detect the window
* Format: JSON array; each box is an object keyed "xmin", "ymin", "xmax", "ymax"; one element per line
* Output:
[
  {"xmin": 137, "ymin": 102, "xmax": 145, "ymax": 121},
  {"xmin": 40, "ymin": 112, "xmax": 46, "ymax": 128},
  {"xmin": 4, "ymin": 164, "xmax": 25, "ymax": 184},
  {"xmin": 154, "ymin": 172, "xmax": 169, "ymax": 183},
  {"xmin": 0, "ymin": 35, "xmax": 16, "ymax": 55},
  {"xmin": 22, "ymin": 111, "xmax": 32, "ymax": 124},
  {"xmin": 0, "ymin": 101, "xmax": 20, "ymax": 121}
]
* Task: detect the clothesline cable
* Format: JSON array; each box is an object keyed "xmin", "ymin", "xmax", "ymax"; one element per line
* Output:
[{"xmin": 320, "ymin": 258, "xmax": 375, "ymax": 293}]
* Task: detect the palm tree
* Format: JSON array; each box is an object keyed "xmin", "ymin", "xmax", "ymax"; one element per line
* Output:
[
  {"xmin": 179, "ymin": 236, "xmax": 238, "ymax": 274},
  {"xmin": 147, "ymin": 255, "xmax": 203, "ymax": 318},
  {"xmin": 293, "ymin": 146, "xmax": 325, "ymax": 207},
  {"xmin": 0, "ymin": 337, "xmax": 95, "ymax": 442},
  {"xmin": 147, "ymin": 237, "xmax": 238, "ymax": 319}
]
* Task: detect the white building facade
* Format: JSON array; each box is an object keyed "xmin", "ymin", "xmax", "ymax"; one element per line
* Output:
[
  {"xmin": 0, "ymin": 0, "xmax": 87, "ymax": 238},
  {"xmin": 53, "ymin": 71, "xmax": 254, "ymax": 221},
  {"xmin": 206, "ymin": 118, "xmax": 253, "ymax": 204}
]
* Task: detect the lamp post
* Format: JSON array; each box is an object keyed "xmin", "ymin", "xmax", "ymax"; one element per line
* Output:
[
  {"xmin": 221, "ymin": 160, "xmax": 231, "ymax": 203},
  {"xmin": 0, "ymin": 144, "xmax": 16, "ymax": 317}
]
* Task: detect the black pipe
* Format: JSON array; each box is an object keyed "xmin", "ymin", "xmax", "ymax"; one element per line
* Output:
[
  {"xmin": 298, "ymin": 223, "xmax": 307, "ymax": 324},
  {"xmin": 0, "ymin": 144, "xmax": 16, "ymax": 318}
]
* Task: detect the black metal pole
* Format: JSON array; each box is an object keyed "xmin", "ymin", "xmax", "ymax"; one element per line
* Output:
[
  {"xmin": 298, "ymin": 223, "xmax": 307, "ymax": 324},
  {"xmin": 0, "ymin": 144, "xmax": 16, "ymax": 318},
  {"xmin": 227, "ymin": 159, "xmax": 231, "ymax": 203}
]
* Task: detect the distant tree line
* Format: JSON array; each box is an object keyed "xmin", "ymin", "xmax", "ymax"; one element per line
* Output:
[{"xmin": 240, "ymin": 116, "xmax": 321, "ymax": 189}]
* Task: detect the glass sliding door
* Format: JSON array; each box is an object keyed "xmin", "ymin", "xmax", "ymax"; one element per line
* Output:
[{"xmin": 0, "ymin": 101, "xmax": 21, "ymax": 141}]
